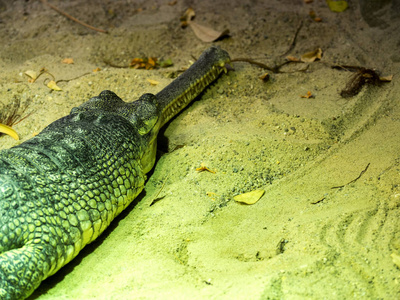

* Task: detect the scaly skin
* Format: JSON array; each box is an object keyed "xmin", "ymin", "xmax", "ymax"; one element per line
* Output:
[{"xmin": 0, "ymin": 46, "xmax": 230, "ymax": 299}]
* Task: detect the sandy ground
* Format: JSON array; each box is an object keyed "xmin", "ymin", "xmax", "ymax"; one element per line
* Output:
[{"xmin": 0, "ymin": 0, "xmax": 400, "ymax": 299}]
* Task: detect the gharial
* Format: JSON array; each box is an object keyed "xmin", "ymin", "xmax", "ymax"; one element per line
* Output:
[{"xmin": 0, "ymin": 46, "xmax": 230, "ymax": 299}]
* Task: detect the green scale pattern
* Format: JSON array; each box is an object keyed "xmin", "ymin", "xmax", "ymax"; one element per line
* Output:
[
  {"xmin": 0, "ymin": 91, "xmax": 147, "ymax": 299},
  {"xmin": 0, "ymin": 45, "xmax": 230, "ymax": 299}
]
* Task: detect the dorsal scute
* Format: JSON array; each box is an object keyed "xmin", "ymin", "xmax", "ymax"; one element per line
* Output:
[{"xmin": 70, "ymin": 91, "xmax": 160, "ymax": 136}]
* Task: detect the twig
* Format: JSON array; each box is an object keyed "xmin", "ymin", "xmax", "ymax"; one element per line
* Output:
[
  {"xmin": 149, "ymin": 174, "xmax": 170, "ymax": 206},
  {"xmin": 232, "ymin": 58, "xmax": 277, "ymax": 72},
  {"xmin": 331, "ymin": 163, "xmax": 370, "ymax": 189},
  {"xmin": 231, "ymin": 58, "xmax": 308, "ymax": 74},
  {"xmin": 40, "ymin": 0, "xmax": 108, "ymax": 34},
  {"xmin": 280, "ymin": 20, "xmax": 303, "ymax": 57},
  {"xmin": 311, "ymin": 196, "xmax": 325, "ymax": 205},
  {"xmin": 55, "ymin": 72, "xmax": 91, "ymax": 84}
]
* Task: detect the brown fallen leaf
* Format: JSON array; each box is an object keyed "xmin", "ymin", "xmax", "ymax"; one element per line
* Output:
[
  {"xmin": 379, "ymin": 75, "xmax": 393, "ymax": 82},
  {"xmin": 259, "ymin": 72, "xmax": 270, "ymax": 82},
  {"xmin": 62, "ymin": 58, "xmax": 74, "ymax": 64},
  {"xmin": 309, "ymin": 10, "xmax": 322, "ymax": 22},
  {"xmin": 189, "ymin": 21, "xmax": 230, "ymax": 43},
  {"xmin": 130, "ymin": 57, "xmax": 158, "ymax": 70},
  {"xmin": 196, "ymin": 163, "xmax": 216, "ymax": 174},
  {"xmin": 301, "ymin": 48, "xmax": 323, "ymax": 62},
  {"xmin": 286, "ymin": 56, "xmax": 300, "ymax": 62},
  {"xmin": 300, "ymin": 91, "xmax": 314, "ymax": 98},
  {"xmin": 24, "ymin": 70, "xmax": 38, "ymax": 83},
  {"xmin": 180, "ymin": 7, "xmax": 195, "ymax": 28},
  {"xmin": 180, "ymin": 8, "xmax": 229, "ymax": 43}
]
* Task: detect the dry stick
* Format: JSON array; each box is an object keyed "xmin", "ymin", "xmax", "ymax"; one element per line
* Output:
[
  {"xmin": 231, "ymin": 58, "xmax": 277, "ymax": 72},
  {"xmin": 280, "ymin": 20, "xmax": 303, "ymax": 57},
  {"xmin": 311, "ymin": 163, "xmax": 371, "ymax": 204},
  {"xmin": 40, "ymin": 0, "xmax": 108, "ymax": 34},
  {"xmin": 331, "ymin": 163, "xmax": 370, "ymax": 189},
  {"xmin": 149, "ymin": 174, "xmax": 170, "ymax": 206},
  {"xmin": 231, "ymin": 58, "xmax": 308, "ymax": 73}
]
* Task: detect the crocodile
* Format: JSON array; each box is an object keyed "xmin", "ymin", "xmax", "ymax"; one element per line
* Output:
[{"xmin": 0, "ymin": 45, "xmax": 230, "ymax": 299}]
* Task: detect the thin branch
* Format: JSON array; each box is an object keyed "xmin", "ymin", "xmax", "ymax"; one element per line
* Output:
[
  {"xmin": 280, "ymin": 20, "xmax": 303, "ymax": 57},
  {"xmin": 331, "ymin": 163, "xmax": 370, "ymax": 189},
  {"xmin": 40, "ymin": 0, "xmax": 108, "ymax": 34},
  {"xmin": 231, "ymin": 58, "xmax": 308, "ymax": 73}
]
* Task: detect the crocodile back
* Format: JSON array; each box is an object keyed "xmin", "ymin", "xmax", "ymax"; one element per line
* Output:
[{"xmin": 0, "ymin": 91, "xmax": 147, "ymax": 299}]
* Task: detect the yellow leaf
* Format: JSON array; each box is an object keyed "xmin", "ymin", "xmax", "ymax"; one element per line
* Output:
[
  {"xmin": 0, "ymin": 123, "xmax": 19, "ymax": 140},
  {"xmin": 47, "ymin": 80, "xmax": 62, "ymax": 91},
  {"xmin": 379, "ymin": 75, "xmax": 393, "ymax": 82},
  {"xmin": 234, "ymin": 189, "xmax": 265, "ymax": 205},
  {"xmin": 62, "ymin": 58, "xmax": 74, "ymax": 64},
  {"xmin": 24, "ymin": 70, "xmax": 38, "ymax": 80},
  {"xmin": 259, "ymin": 73, "xmax": 270, "ymax": 82},
  {"xmin": 301, "ymin": 48, "xmax": 323, "ymax": 62},
  {"xmin": 146, "ymin": 78, "xmax": 159, "ymax": 85},
  {"xmin": 300, "ymin": 91, "xmax": 314, "ymax": 98},
  {"xmin": 327, "ymin": 0, "xmax": 348, "ymax": 12}
]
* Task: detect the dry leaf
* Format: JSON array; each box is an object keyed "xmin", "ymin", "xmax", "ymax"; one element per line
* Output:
[
  {"xmin": 259, "ymin": 73, "xmax": 270, "ymax": 82},
  {"xmin": 379, "ymin": 75, "xmax": 393, "ymax": 82},
  {"xmin": 309, "ymin": 10, "xmax": 322, "ymax": 22},
  {"xmin": 300, "ymin": 91, "xmax": 314, "ymax": 98},
  {"xmin": 234, "ymin": 190, "xmax": 265, "ymax": 205},
  {"xmin": 62, "ymin": 58, "xmax": 74, "ymax": 64},
  {"xmin": 189, "ymin": 21, "xmax": 229, "ymax": 43},
  {"xmin": 196, "ymin": 163, "xmax": 216, "ymax": 173},
  {"xmin": 130, "ymin": 57, "xmax": 158, "ymax": 70},
  {"xmin": 327, "ymin": 0, "xmax": 348, "ymax": 12},
  {"xmin": 286, "ymin": 56, "xmax": 300, "ymax": 62},
  {"xmin": 93, "ymin": 67, "xmax": 101, "ymax": 72},
  {"xmin": 47, "ymin": 80, "xmax": 62, "ymax": 91},
  {"xmin": 168, "ymin": 0, "xmax": 177, "ymax": 5},
  {"xmin": 147, "ymin": 57, "xmax": 157, "ymax": 69},
  {"xmin": 180, "ymin": 7, "xmax": 229, "ymax": 42},
  {"xmin": 146, "ymin": 78, "xmax": 159, "ymax": 85},
  {"xmin": 180, "ymin": 7, "xmax": 195, "ymax": 28},
  {"xmin": 24, "ymin": 70, "xmax": 38, "ymax": 82},
  {"xmin": 301, "ymin": 48, "xmax": 323, "ymax": 62},
  {"xmin": 0, "ymin": 123, "xmax": 19, "ymax": 140}
]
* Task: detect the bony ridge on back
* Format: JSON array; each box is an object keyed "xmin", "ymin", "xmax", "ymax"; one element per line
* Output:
[{"xmin": 0, "ymin": 45, "xmax": 230, "ymax": 300}]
